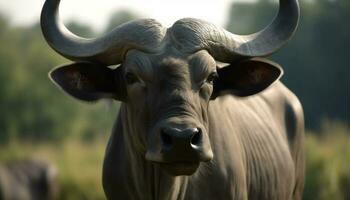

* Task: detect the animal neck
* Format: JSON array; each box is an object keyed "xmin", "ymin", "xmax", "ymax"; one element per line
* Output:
[{"xmin": 117, "ymin": 104, "xmax": 189, "ymax": 199}]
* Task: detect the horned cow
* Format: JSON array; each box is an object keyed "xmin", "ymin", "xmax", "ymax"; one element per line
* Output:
[{"xmin": 41, "ymin": 0, "xmax": 304, "ymax": 199}]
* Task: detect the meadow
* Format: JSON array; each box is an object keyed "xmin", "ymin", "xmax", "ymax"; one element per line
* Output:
[
  {"xmin": 303, "ymin": 121, "xmax": 350, "ymax": 200},
  {"xmin": 0, "ymin": 137, "xmax": 107, "ymax": 200},
  {"xmin": 0, "ymin": 121, "xmax": 349, "ymax": 200}
]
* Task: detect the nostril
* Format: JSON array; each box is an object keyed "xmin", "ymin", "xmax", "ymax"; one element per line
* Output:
[
  {"xmin": 161, "ymin": 129, "xmax": 173, "ymax": 149},
  {"xmin": 190, "ymin": 128, "xmax": 202, "ymax": 146}
]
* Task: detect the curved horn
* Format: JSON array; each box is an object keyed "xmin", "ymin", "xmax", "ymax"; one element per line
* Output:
[
  {"xmin": 171, "ymin": 0, "xmax": 300, "ymax": 63},
  {"xmin": 41, "ymin": 0, "xmax": 166, "ymax": 65}
]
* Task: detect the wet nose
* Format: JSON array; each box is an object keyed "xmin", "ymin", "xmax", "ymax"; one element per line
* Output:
[{"xmin": 160, "ymin": 127, "xmax": 202, "ymax": 151}]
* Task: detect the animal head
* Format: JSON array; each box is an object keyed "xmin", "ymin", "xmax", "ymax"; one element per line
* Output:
[{"xmin": 41, "ymin": 0, "xmax": 299, "ymax": 176}]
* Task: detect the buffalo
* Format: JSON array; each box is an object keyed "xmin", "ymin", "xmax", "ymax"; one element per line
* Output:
[
  {"xmin": 41, "ymin": 0, "xmax": 304, "ymax": 199},
  {"xmin": 0, "ymin": 159, "xmax": 58, "ymax": 200}
]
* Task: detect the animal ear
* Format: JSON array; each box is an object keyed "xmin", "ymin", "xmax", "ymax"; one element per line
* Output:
[
  {"xmin": 212, "ymin": 58, "xmax": 283, "ymax": 98},
  {"xmin": 49, "ymin": 62, "xmax": 126, "ymax": 102}
]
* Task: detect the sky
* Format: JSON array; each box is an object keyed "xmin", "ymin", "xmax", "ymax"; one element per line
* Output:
[{"xmin": 0, "ymin": 0, "xmax": 255, "ymax": 31}]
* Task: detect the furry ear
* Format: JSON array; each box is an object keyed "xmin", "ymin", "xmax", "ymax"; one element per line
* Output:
[
  {"xmin": 212, "ymin": 58, "xmax": 283, "ymax": 98},
  {"xmin": 49, "ymin": 62, "xmax": 126, "ymax": 102}
]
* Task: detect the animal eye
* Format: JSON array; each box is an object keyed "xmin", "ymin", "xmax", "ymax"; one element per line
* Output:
[
  {"xmin": 125, "ymin": 72, "xmax": 139, "ymax": 85},
  {"xmin": 206, "ymin": 72, "xmax": 218, "ymax": 84}
]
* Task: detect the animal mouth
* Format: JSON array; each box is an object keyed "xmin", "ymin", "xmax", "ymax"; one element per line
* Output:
[{"xmin": 155, "ymin": 161, "xmax": 200, "ymax": 176}]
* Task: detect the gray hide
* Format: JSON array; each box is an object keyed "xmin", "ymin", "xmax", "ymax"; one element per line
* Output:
[
  {"xmin": 0, "ymin": 159, "xmax": 58, "ymax": 200},
  {"xmin": 40, "ymin": 0, "xmax": 304, "ymax": 199}
]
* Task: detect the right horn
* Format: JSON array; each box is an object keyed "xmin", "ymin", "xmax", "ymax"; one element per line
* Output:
[
  {"xmin": 231, "ymin": 0, "xmax": 300, "ymax": 57},
  {"xmin": 172, "ymin": 0, "xmax": 300, "ymax": 63},
  {"xmin": 40, "ymin": 0, "xmax": 166, "ymax": 65}
]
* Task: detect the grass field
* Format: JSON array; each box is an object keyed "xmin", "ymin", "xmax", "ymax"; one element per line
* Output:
[
  {"xmin": 0, "ymin": 121, "xmax": 349, "ymax": 200},
  {"xmin": 0, "ymin": 137, "xmax": 107, "ymax": 200},
  {"xmin": 304, "ymin": 121, "xmax": 350, "ymax": 200}
]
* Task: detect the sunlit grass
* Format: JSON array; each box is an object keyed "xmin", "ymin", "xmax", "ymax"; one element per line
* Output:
[
  {"xmin": 0, "ymin": 137, "xmax": 108, "ymax": 200},
  {"xmin": 304, "ymin": 121, "xmax": 350, "ymax": 200}
]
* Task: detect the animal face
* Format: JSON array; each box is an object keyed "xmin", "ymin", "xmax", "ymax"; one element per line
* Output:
[{"xmin": 123, "ymin": 49, "xmax": 216, "ymax": 175}]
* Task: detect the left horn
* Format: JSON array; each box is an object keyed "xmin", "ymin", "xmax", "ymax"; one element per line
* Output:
[{"xmin": 40, "ymin": 0, "xmax": 166, "ymax": 65}]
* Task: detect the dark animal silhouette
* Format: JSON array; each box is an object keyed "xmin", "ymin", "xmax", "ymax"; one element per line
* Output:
[{"xmin": 0, "ymin": 159, "xmax": 58, "ymax": 200}]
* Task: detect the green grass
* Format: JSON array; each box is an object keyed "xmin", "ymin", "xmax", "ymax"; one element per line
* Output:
[
  {"xmin": 0, "ymin": 137, "xmax": 107, "ymax": 200},
  {"xmin": 0, "ymin": 121, "xmax": 349, "ymax": 200},
  {"xmin": 304, "ymin": 121, "xmax": 350, "ymax": 200}
]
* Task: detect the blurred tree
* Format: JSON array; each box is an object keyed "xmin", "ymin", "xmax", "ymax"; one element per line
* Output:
[
  {"xmin": 226, "ymin": 0, "xmax": 277, "ymax": 34},
  {"xmin": 0, "ymin": 16, "xmax": 118, "ymax": 143},
  {"xmin": 66, "ymin": 21, "xmax": 96, "ymax": 37},
  {"xmin": 0, "ymin": 14, "xmax": 8, "ymax": 36},
  {"xmin": 104, "ymin": 10, "xmax": 139, "ymax": 32},
  {"xmin": 226, "ymin": 0, "xmax": 350, "ymax": 129}
]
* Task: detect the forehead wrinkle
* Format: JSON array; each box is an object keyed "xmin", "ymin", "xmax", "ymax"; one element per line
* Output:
[
  {"xmin": 158, "ymin": 58, "xmax": 190, "ymax": 84},
  {"xmin": 125, "ymin": 52, "xmax": 153, "ymax": 81},
  {"xmin": 189, "ymin": 51, "xmax": 217, "ymax": 82}
]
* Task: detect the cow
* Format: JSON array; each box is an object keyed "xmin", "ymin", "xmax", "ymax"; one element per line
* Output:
[
  {"xmin": 0, "ymin": 159, "xmax": 58, "ymax": 200},
  {"xmin": 40, "ymin": 0, "xmax": 304, "ymax": 199}
]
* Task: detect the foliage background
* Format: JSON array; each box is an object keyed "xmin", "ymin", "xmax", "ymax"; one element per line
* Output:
[{"xmin": 0, "ymin": 0, "xmax": 349, "ymax": 199}]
